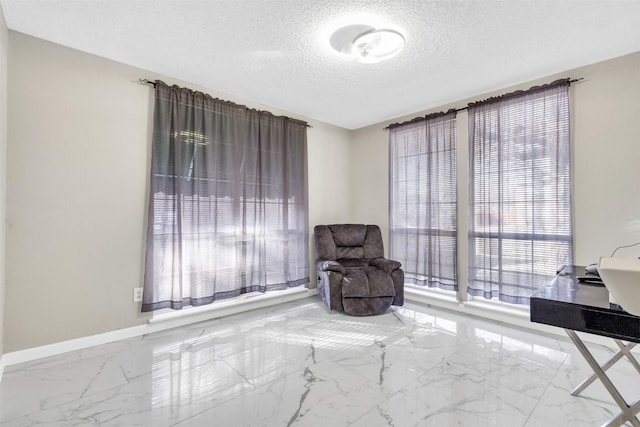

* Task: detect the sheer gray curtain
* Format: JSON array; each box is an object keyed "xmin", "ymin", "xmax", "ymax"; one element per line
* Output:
[
  {"xmin": 142, "ymin": 81, "xmax": 309, "ymax": 312},
  {"xmin": 468, "ymin": 79, "xmax": 573, "ymax": 304},
  {"xmin": 389, "ymin": 110, "xmax": 457, "ymax": 291}
]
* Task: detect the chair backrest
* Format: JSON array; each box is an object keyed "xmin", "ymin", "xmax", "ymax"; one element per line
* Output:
[{"xmin": 314, "ymin": 224, "xmax": 385, "ymax": 260}]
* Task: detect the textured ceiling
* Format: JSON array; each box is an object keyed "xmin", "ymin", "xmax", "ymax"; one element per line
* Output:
[{"xmin": 1, "ymin": 0, "xmax": 639, "ymax": 129}]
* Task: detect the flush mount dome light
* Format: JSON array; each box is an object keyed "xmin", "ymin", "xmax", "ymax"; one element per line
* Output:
[{"xmin": 329, "ymin": 24, "xmax": 405, "ymax": 63}]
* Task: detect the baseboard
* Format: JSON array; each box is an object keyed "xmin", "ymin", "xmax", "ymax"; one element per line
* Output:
[{"xmin": 1, "ymin": 287, "xmax": 318, "ymax": 374}]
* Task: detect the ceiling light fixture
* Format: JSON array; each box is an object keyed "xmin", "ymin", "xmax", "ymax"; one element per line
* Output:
[
  {"xmin": 329, "ymin": 24, "xmax": 405, "ymax": 64},
  {"xmin": 352, "ymin": 29, "xmax": 405, "ymax": 63}
]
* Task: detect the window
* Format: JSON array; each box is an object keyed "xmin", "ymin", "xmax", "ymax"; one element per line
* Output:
[
  {"xmin": 468, "ymin": 79, "xmax": 573, "ymax": 304},
  {"xmin": 389, "ymin": 111, "xmax": 458, "ymax": 291},
  {"xmin": 143, "ymin": 81, "xmax": 309, "ymax": 312}
]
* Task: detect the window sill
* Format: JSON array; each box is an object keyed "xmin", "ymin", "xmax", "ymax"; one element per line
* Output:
[
  {"xmin": 148, "ymin": 286, "xmax": 316, "ymax": 325},
  {"xmin": 404, "ymin": 286, "xmax": 617, "ymax": 347}
]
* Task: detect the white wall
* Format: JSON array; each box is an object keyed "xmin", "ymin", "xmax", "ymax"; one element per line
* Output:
[
  {"xmin": 0, "ymin": 4, "xmax": 8, "ymax": 364},
  {"xmin": 307, "ymin": 120, "xmax": 353, "ymax": 281},
  {"xmin": 351, "ymin": 51, "xmax": 640, "ymax": 284},
  {"xmin": 5, "ymin": 32, "xmax": 351, "ymax": 352},
  {"xmin": 348, "ymin": 125, "xmax": 389, "ymax": 246},
  {"xmin": 570, "ymin": 53, "xmax": 640, "ymax": 261}
]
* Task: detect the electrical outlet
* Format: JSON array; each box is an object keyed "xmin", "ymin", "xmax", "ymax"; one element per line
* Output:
[{"xmin": 133, "ymin": 287, "xmax": 143, "ymax": 303}]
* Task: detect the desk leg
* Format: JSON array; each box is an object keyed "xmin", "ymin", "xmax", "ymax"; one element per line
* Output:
[
  {"xmin": 615, "ymin": 341, "xmax": 640, "ymax": 374},
  {"xmin": 609, "ymin": 400, "xmax": 640, "ymax": 427},
  {"xmin": 565, "ymin": 330, "xmax": 640, "ymax": 427},
  {"xmin": 571, "ymin": 341, "xmax": 639, "ymax": 396}
]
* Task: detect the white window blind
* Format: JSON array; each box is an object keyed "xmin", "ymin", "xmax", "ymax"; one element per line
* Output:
[
  {"xmin": 389, "ymin": 111, "xmax": 458, "ymax": 290},
  {"xmin": 468, "ymin": 79, "xmax": 573, "ymax": 304}
]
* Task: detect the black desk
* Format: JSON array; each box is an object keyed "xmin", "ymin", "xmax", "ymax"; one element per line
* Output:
[{"xmin": 530, "ymin": 266, "xmax": 640, "ymax": 427}]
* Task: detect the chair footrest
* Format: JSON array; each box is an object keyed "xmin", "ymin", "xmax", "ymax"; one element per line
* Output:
[{"xmin": 343, "ymin": 296, "xmax": 394, "ymax": 316}]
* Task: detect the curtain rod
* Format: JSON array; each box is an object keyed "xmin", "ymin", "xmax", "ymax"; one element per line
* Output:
[
  {"xmin": 383, "ymin": 77, "xmax": 584, "ymax": 130},
  {"xmin": 139, "ymin": 78, "xmax": 313, "ymax": 128}
]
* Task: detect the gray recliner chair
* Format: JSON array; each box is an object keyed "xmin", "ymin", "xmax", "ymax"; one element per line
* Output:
[{"xmin": 314, "ymin": 224, "xmax": 404, "ymax": 316}]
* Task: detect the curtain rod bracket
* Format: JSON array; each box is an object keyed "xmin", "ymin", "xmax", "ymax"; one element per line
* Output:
[{"xmin": 139, "ymin": 78, "xmax": 157, "ymax": 87}]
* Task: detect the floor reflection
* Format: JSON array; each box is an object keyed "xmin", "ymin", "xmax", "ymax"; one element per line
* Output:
[{"xmin": 1, "ymin": 297, "xmax": 637, "ymax": 427}]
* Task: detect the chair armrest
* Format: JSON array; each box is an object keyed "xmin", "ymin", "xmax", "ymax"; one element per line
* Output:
[
  {"xmin": 315, "ymin": 259, "xmax": 346, "ymax": 274},
  {"xmin": 370, "ymin": 257, "xmax": 401, "ymax": 274}
]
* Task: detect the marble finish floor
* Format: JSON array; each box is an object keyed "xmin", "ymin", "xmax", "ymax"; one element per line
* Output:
[{"xmin": 1, "ymin": 296, "xmax": 639, "ymax": 426}]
